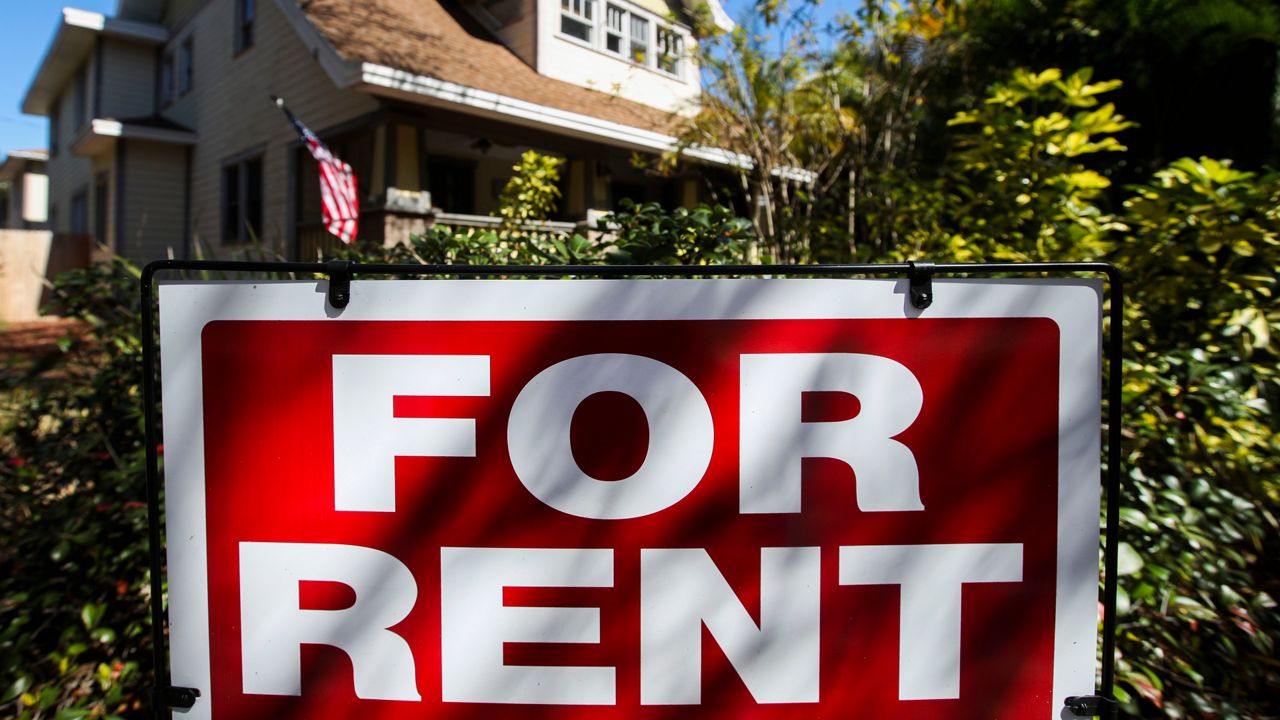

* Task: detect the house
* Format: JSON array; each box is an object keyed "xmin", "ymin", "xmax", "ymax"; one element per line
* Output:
[
  {"xmin": 0, "ymin": 150, "xmax": 50, "ymax": 230},
  {"xmin": 0, "ymin": 148, "xmax": 91, "ymax": 322},
  {"xmin": 21, "ymin": 0, "xmax": 735, "ymax": 262}
]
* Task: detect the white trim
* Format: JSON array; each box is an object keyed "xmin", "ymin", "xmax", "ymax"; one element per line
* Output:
[
  {"xmin": 434, "ymin": 212, "xmax": 579, "ymax": 233},
  {"xmin": 355, "ymin": 62, "xmax": 748, "ymax": 167},
  {"xmin": 159, "ymin": 278, "xmax": 1101, "ymax": 719},
  {"xmin": 71, "ymin": 118, "xmax": 197, "ymax": 157},
  {"xmin": 62, "ymin": 7, "xmax": 168, "ymax": 43},
  {"xmin": 6, "ymin": 150, "xmax": 49, "ymax": 162},
  {"xmin": 702, "ymin": 0, "xmax": 736, "ymax": 32},
  {"xmin": 88, "ymin": 118, "xmax": 197, "ymax": 144}
]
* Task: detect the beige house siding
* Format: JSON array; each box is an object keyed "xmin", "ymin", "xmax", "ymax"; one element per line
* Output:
[
  {"xmin": 118, "ymin": 139, "xmax": 187, "ymax": 259},
  {"xmin": 168, "ymin": 0, "xmax": 375, "ymax": 256},
  {"xmin": 99, "ymin": 38, "xmax": 157, "ymax": 119},
  {"xmin": 162, "ymin": 0, "xmax": 207, "ymax": 32}
]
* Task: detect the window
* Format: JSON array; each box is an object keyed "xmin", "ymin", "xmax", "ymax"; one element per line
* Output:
[
  {"xmin": 73, "ymin": 66, "xmax": 87, "ymax": 128},
  {"xmin": 222, "ymin": 156, "xmax": 263, "ymax": 243},
  {"xmin": 560, "ymin": 0, "xmax": 593, "ymax": 42},
  {"xmin": 179, "ymin": 37, "xmax": 194, "ymax": 95},
  {"xmin": 604, "ymin": 5, "xmax": 625, "ymax": 55},
  {"xmin": 629, "ymin": 15, "xmax": 649, "ymax": 64},
  {"xmin": 235, "ymin": 0, "xmax": 254, "ymax": 53},
  {"xmin": 557, "ymin": 0, "xmax": 687, "ymax": 81},
  {"xmin": 49, "ymin": 101, "xmax": 60, "ymax": 156},
  {"xmin": 70, "ymin": 187, "xmax": 89, "ymax": 235},
  {"xmin": 160, "ymin": 52, "xmax": 175, "ymax": 106},
  {"xmin": 94, "ymin": 174, "xmax": 109, "ymax": 245},
  {"xmin": 656, "ymin": 26, "xmax": 682, "ymax": 76}
]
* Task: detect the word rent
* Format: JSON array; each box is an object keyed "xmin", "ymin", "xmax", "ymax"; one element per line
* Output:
[{"xmin": 239, "ymin": 352, "xmax": 1024, "ymax": 705}]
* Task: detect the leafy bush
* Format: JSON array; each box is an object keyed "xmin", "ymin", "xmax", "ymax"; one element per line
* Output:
[
  {"xmin": 902, "ymin": 66, "xmax": 1280, "ymax": 716},
  {"xmin": 496, "ymin": 151, "xmax": 567, "ymax": 228},
  {"xmin": 883, "ymin": 68, "xmax": 1133, "ymax": 263},
  {"xmin": 602, "ymin": 199, "xmax": 752, "ymax": 265},
  {"xmin": 1105, "ymin": 158, "xmax": 1279, "ymax": 716},
  {"xmin": 1, "ymin": 260, "xmax": 153, "ymax": 720}
]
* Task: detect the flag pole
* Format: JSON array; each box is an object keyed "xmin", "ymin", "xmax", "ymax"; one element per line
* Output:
[{"xmin": 271, "ymin": 95, "xmax": 361, "ymax": 245}]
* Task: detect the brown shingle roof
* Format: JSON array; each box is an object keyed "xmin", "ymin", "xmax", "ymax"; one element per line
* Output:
[{"xmin": 298, "ymin": 0, "xmax": 681, "ymax": 136}]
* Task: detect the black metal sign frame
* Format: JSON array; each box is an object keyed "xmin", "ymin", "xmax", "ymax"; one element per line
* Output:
[{"xmin": 139, "ymin": 259, "xmax": 1123, "ymax": 719}]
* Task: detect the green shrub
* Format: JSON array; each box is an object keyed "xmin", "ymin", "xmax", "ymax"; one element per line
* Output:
[
  {"xmin": 602, "ymin": 199, "xmax": 752, "ymax": 266},
  {"xmin": 1, "ymin": 260, "xmax": 153, "ymax": 720},
  {"xmin": 1105, "ymin": 158, "xmax": 1279, "ymax": 716}
]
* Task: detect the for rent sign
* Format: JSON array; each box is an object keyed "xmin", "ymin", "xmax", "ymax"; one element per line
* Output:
[{"xmin": 159, "ymin": 278, "xmax": 1102, "ymax": 719}]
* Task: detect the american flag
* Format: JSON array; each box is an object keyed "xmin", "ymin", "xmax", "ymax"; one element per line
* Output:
[{"xmin": 275, "ymin": 97, "xmax": 359, "ymax": 244}]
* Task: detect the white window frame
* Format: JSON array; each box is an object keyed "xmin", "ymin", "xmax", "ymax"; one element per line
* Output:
[
  {"xmin": 628, "ymin": 13, "xmax": 649, "ymax": 65},
  {"xmin": 559, "ymin": 0, "xmax": 595, "ymax": 44},
  {"xmin": 656, "ymin": 25, "xmax": 682, "ymax": 78},
  {"xmin": 604, "ymin": 4, "xmax": 626, "ymax": 56}
]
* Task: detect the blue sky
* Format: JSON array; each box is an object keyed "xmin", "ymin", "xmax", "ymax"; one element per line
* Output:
[{"xmin": 0, "ymin": 1, "xmax": 122, "ymax": 157}]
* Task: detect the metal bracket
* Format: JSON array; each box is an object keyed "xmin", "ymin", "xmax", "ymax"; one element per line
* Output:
[
  {"xmin": 155, "ymin": 685, "xmax": 200, "ymax": 710},
  {"xmin": 1065, "ymin": 695, "xmax": 1118, "ymax": 717},
  {"xmin": 907, "ymin": 260, "xmax": 934, "ymax": 310},
  {"xmin": 326, "ymin": 259, "xmax": 352, "ymax": 309}
]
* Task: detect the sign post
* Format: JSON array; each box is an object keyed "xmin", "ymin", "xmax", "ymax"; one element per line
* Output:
[{"xmin": 142, "ymin": 263, "xmax": 1121, "ymax": 719}]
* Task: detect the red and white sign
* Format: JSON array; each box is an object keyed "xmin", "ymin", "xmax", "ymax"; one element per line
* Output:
[{"xmin": 159, "ymin": 278, "xmax": 1102, "ymax": 719}]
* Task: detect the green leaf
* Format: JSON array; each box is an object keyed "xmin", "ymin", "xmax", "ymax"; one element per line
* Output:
[
  {"xmin": 80, "ymin": 602, "xmax": 105, "ymax": 630},
  {"xmin": 2, "ymin": 676, "xmax": 31, "ymax": 704},
  {"xmin": 1117, "ymin": 542, "xmax": 1144, "ymax": 576}
]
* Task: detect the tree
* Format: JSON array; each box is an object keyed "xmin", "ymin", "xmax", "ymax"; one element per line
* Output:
[{"xmin": 677, "ymin": 1, "xmax": 855, "ymax": 263}]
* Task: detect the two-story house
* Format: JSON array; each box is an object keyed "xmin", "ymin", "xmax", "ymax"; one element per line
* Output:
[{"xmin": 21, "ymin": 0, "xmax": 734, "ymax": 262}]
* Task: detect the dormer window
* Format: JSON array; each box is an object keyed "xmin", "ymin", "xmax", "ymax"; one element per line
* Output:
[
  {"xmin": 560, "ymin": 0, "xmax": 594, "ymax": 43},
  {"xmin": 558, "ymin": 0, "xmax": 686, "ymax": 81}
]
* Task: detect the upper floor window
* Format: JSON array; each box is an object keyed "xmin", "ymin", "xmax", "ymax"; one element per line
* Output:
[
  {"xmin": 559, "ymin": 1, "xmax": 684, "ymax": 80},
  {"xmin": 560, "ymin": 0, "xmax": 593, "ymax": 43},
  {"xmin": 73, "ymin": 65, "xmax": 88, "ymax": 128},
  {"xmin": 160, "ymin": 52, "xmax": 175, "ymax": 106},
  {"xmin": 49, "ymin": 100, "xmax": 60, "ymax": 156},
  {"xmin": 656, "ymin": 26, "xmax": 682, "ymax": 76},
  {"xmin": 604, "ymin": 5, "xmax": 625, "ymax": 54},
  {"xmin": 629, "ymin": 15, "xmax": 649, "ymax": 64},
  {"xmin": 179, "ymin": 37, "xmax": 194, "ymax": 95},
  {"xmin": 235, "ymin": 0, "xmax": 255, "ymax": 53}
]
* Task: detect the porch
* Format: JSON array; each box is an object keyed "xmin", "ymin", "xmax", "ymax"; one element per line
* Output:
[{"xmin": 291, "ymin": 103, "xmax": 709, "ymax": 259}]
